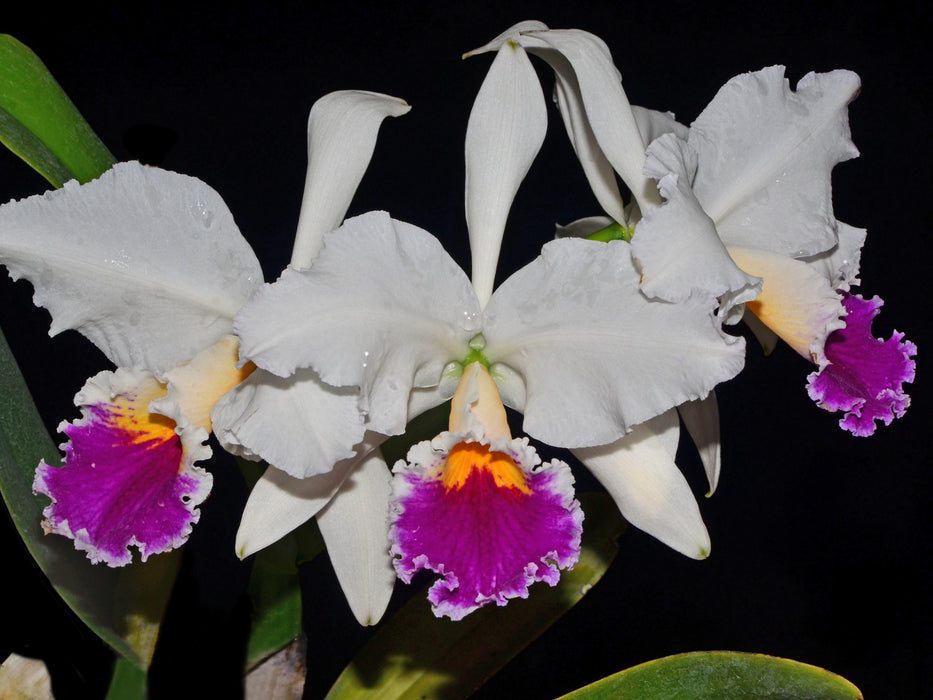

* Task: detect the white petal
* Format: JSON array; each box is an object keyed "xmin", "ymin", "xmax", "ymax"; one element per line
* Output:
[
  {"xmin": 574, "ymin": 411, "xmax": 710, "ymax": 559},
  {"xmin": 211, "ymin": 367, "xmax": 364, "ymax": 479},
  {"xmin": 690, "ymin": 67, "xmax": 860, "ymax": 257},
  {"xmin": 316, "ymin": 450, "xmax": 395, "ymax": 626},
  {"xmin": 465, "ymin": 39, "xmax": 547, "ymax": 307},
  {"xmin": 483, "ymin": 237, "xmax": 746, "ymax": 448},
  {"xmin": 237, "ymin": 212, "xmax": 480, "ymax": 436},
  {"xmin": 530, "ymin": 29, "xmax": 662, "ymax": 213},
  {"xmin": 234, "ymin": 433, "xmax": 385, "ymax": 558},
  {"xmin": 676, "ymin": 393, "xmax": 721, "ymax": 496},
  {"xmin": 0, "ymin": 162, "xmax": 262, "ymax": 372},
  {"xmin": 801, "ymin": 221, "xmax": 865, "ymax": 291},
  {"xmin": 635, "ymin": 133, "xmax": 761, "ymax": 310},
  {"xmin": 291, "ymin": 91, "xmax": 410, "ymax": 269}
]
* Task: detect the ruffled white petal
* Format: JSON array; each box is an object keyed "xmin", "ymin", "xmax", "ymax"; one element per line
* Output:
[
  {"xmin": 574, "ymin": 410, "xmax": 710, "ymax": 559},
  {"xmin": 316, "ymin": 450, "xmax": 395, "ymax": 626},
  {"xmin": 483, "ymin": 237, "xmax": 746, "ymax": 448},
  {"xmin": 690, "ymin": 66, "xmax": 860, "ymax": 257},
  {"xmin": 0, "ymin": 162, "xmax": 262, "ymax": 373},
  {"xmin": 635, "ymin": 133, "xmax": 761, "ymax": 310},
  {"xmin": 211, "ymin": 367, "xmax": 364, "ymax": 479},
  {"xmin": 465, "ymin": 38, "xmax": 547, "ymax": 307},
  {"xmin": 237, "ymin": 212, "xmax": 480, "ymax": 437},
  {"xmin": 234, "ymin": 434, "xmax": 386, "ymax": 558},
  {"xmin": 676, "ymin": 393, "xmax": 721, "ymax": 496},
  {"xmin": 291, "ymin": 91, "xmax": 411, "ymax": 269}
]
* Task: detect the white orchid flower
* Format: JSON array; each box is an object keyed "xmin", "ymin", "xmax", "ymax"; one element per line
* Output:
[
  {"xmin": 234, "ymin": 39, "xmax": 745, "ymax": 619},
  {"xmin": 0, "ymin": 91, "xmax": 408, "ymax": 571},
  {"xmin": 463, "ymin": 22, "xmax": 736, "ymax": 546}
]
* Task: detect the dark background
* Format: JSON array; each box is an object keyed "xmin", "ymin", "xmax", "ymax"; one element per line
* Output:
[{"xmin": 1, "ymin": 1, "xmax": 930, "ymax": 698}]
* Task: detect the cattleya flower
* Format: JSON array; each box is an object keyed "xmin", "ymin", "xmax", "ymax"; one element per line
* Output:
[
  {"xmin": 233, "ymin": 38, "xmax": 746, "ymax": 618},
  {"xmin": 489, "ymin": 22, "xmax": 915, "ymax": 437},
  {"xmin": 0, "ymin": 90, "xmax": 408, "ymax": 567}
]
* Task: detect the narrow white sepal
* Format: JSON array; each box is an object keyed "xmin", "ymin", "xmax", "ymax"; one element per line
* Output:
[
  {"xmin": 548, "ymin": 50, "xmax": 627, "ymax": 223},
  {"xmin": 462, "ymin": 20, "xmax": 549, "ymax": 57},
  {"xmin": 316, "ymin": 449, "xmax": 395, "ymax": 626},
  {"xmin": 0, "ymin": 162, "xmax": 262, "ymax": 373},
  {"xmin": 290, "ymin": 91, "xmax": 410, "ymax": 269},
  {"xmin": 234, "ymin": 433, "xmax": 388, "ymax": 559},
  {"xmin": 574, "ymin": 411, "xmax": 711, "ymax": 559},
  {"xmin": 530, "ymin": 29, "xmax": 662, "ymax": 213},
  {"xmin": 676, "ymin": 393, "xmax": 721, "ymax": 496},
  {"xmin": 465, "ymin": 39, "xmax": 547, "ymax": 307}
]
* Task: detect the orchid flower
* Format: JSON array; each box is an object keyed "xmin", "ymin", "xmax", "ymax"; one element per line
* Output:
[
  {"xmin": 233, "ymin": 39, "xmax": 746, "ymax": 619},
  {"xmin": 0, "ymin": 90, "xmax": 408, "ymax": 568},
  {"xmin": 486, "ymin": 22, "xmax": 915, "ymax": 438},
  {"xmin": 464, "ymin": 22, "xmax": 737, "ymax": 526}
]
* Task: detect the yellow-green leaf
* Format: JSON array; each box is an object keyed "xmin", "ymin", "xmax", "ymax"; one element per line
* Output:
[
  {"xmin": 557, "ymin": 651, "xmax": 863, "ymax": 700},
  {"xmin": 0, "ymin": 34, "xmax": 114, "ymax": 186},
  {"xmin": 325, "ymin": 491, "xmax": 625, "ymax": 700}
]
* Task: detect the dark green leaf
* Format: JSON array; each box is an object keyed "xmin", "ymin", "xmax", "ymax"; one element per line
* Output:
[
  {"xmin": 325, "ymin": 492, "xmax": 625, "ymax": 699},
  {"xmin": 0, "ymin": 34, "xmax": 114, "ymax": 186},
  {"xmin": 0, "ymin": 326, "xmax": 177, "ymax": 668},
  {"xmin": 557, "ymin": 651, "xmax": 863, "ymax": 700}
]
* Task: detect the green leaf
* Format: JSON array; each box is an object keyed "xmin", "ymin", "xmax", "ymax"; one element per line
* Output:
[
  {"xmin": 0, "ymin": 34, "xmax": 115, "ymax": 186},
  {"xmin": 325, "ymin": 491, "xmax": 625, "ymax": 700},
  {"xmin": 557, "ymin": 651, "xmax": 863, "ymax": 700},
  {"xmin": 0, "ymin": 326, "xmax": 177, "ymax": 668},
  {"xmin": 104, "ymin": 657, "xmax": 147, "ymax": 700}
]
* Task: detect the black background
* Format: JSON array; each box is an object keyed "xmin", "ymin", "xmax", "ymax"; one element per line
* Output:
[{"xmin": 1, "ymin": 1, "xmax": 930, "ymax": 698}]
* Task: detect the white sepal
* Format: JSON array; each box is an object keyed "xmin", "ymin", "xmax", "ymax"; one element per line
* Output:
[
  {"xmin": 465, "ymin": 38, "xmax": 547, "ymax": 307},
  {"xmin": 483, "ymin": 237, "xmax": 745, "ymax": 448},
  {"xmin": 676, "ymin": 393, "xmax": 721, "ymax": 496},
  {"xmin": 235, "ymin": 435, "xmax": 385, "ymax": 559},
  {"xmin": 529, "ymin": 29, "xmax": 662, "ymax": 213},
  {"xmin": 690, "ymin": 66, "xmax": 860, "ymax": 257},
  {"xmin": 0, "ymin": 162, "xmax": 262, "ymax": 373},
  {"xmin": 316, "ymin": 450, "xmax": 395, "ymax": 626},
  {"xmin": 237, "ymin": 212, "xmax": 480, "ymax": 437},
  {"xmin": 574, "ymin": 410, "xmax": 711, "ymax": 559},
  {"xmin": 291, "ymin": 91, "xmax": 410, "ymax": 269},
  {"xmin": 211, "ymin": 367, "xmax": 364, "ymax": 479}
]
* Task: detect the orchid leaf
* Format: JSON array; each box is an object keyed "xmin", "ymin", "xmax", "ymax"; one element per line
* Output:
[
  {"xmin": 0, "ymin": 34, "xmax": 115, "ymax": 186},
  {"xmin": 557, "ymin": 651, "xmax": 863, "ymax": 699},
  {"xmin": 0, "ymin": 326, "xmax": 178, "ymax": 668},
  {"xmin": 325, "ymin": 491, "xmax": 625, "ymax": 699},
  {"xmin": 104, "ymin": 657, "xmax": 147, "ymax": 700}
]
